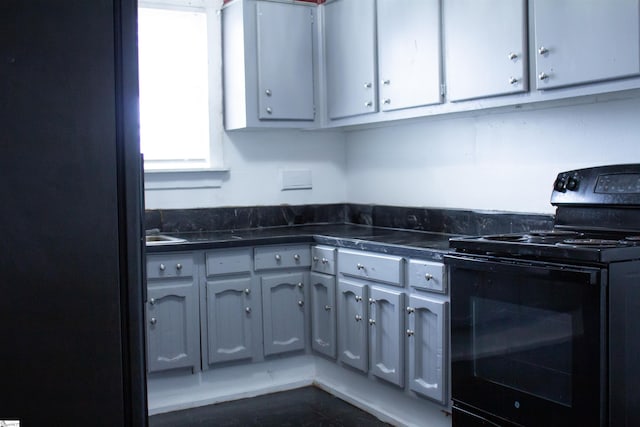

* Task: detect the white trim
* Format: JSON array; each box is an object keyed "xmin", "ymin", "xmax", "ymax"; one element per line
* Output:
[{"xmin": 144, "ymin": 169, "xmax": 228, "ymax": 190}]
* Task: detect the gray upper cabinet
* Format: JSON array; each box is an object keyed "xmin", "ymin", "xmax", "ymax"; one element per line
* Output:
[
  {"xmin": 325, "ymin": 0, "xmax": 377, "ymax": 119},
  {"xmin": 368, "ymin": 286, "xmax": 405, "ymax": 387},
  {"xmin": 444, "ymin": 0, "xmax": 527, "ymax": 101},
  {"xmin": 310, "ymin": 271, "xmax": 337, "ymax": 359},
  {"xmin": 377, "ymin": 0, "xmax": 442, "ymax": 111},
  {"xmin": 146, "ymin": 253, "xmax": 200, "ymax": 374},
  {"xmin": 206, "ymin": 276, "xmax": 254, "ymax": 364},
  {"xmin": 222, "ymin": 0, "xmax": 316, "ymax": 129},
  {"xmin": 337, "ymin": 279, "xmax": 369, "ymax": 372},
  {"xmin": 533, "ymin": 0, "xmax": 640, "ymax": 90},
  {"xmin": 407, "ymin": 294, "xmax": 447, "ymax": 404},
  {"xmin": 261, "ymin": 272, "xmax": 307, "ymax": 356}
]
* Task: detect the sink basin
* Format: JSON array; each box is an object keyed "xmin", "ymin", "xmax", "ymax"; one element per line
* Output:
[{"xmin": 145, "ymin": 234, "xmax": 187, "ymax": 245}]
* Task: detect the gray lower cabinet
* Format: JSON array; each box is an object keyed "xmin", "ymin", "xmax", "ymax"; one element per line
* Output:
[
  {"xmin": 368, "ymin": 286, "xmax": 405, "ymax": 387},
  {"xmin": 310, "ymin": 271, "xmax": 336, "ymax": 358},
  {"xmin": 406, "ymin": 294, "xmax": 448, "ymax": 404},
  {"xmin": 206, "ymin": 276, "xmax": 253, "ymax": 364},
  {"xmin": 146, "ymin": 253, "xmax": 199, "ymax": 374},
  {"xmin": 261, "ymin": 271, "xmax": 308, "ymax": 356},
  {"xmin": 337, "ymin": 278, "xmax": 369, "ymax": 372}
]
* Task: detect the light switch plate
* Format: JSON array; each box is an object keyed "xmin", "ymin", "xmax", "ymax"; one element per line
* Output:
[{"xmin": 281, "ymin": 169, "xmax": 312, "ymax": 190}]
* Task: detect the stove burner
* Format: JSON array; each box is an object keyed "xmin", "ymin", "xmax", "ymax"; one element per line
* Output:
[
  {"xmin": 625, "ymin": 236, "xmax": 640, "ymax": 242},
  {"xmin": 528, "ymin": 230, "xmax": 581, "ymax": 237}
]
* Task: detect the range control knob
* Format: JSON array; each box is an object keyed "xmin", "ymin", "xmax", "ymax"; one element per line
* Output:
[
  {"xmin": 566, "ymin": 177, "xmax": 579, "ymax": 191},
  {"xmin": 554, "ymin": 177, "xmax": 567, "ymax": 192}
]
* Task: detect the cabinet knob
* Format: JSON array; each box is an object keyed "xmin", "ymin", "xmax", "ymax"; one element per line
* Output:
[
  {"xmin": 298, "ymin": 300, "xmax": 304, "ymax": 307},
  {"xmin": 538, "ymin": 72, "xmax": 549, "ymax": 81},
  {"xmin": 294, "ymin": 254, "xmax": 300, "ymax": 261},
  {"xmin": 538, "ymin": 46, "xmax": 549, "ymax": 55},
  {"xmin": 244, "ymin": 288, "xmax": 250, "ymax": 295},
  {"xmin": 245, "ymin": 306, "xmax": 251, "ymax": 314},
  {"xmin": 368, "ymin": 298, "xmax": 376, "ymax": 305},
  {"xmin": 265, "ymin": 89, "xmax": 272, "ymax": 96},
  {"xmin": 368, "ymin": 318, "xmax": 376, "ymax": 325},
  {"xmin": 313, "ymin": 256, "xmax": 319, "ymax": 262},
  {"xmin": 275, "ymin": 254, "xmax": 282, "ymax": 261},
  {"xmin": 364, "ymin": 82, "xmax": 372, "ymax": 88},
  {"xmin": 149, "ymin": 298, "xmax": 156, "ymax": 305},
  {"xmin": 176, "ymin": 263, "xmax": 182, "ymax": 271},
  {"xmin": 356, "ymin": 263, "xmax": 365, "ymax": 270},
  {"xmin": 406, "ymin": 329, "xmax": 415, "ymax": 337},
  {"xmin": 355, "ymin": 314, "xmax": 362, "ymax": 322},
  {"xmin": 383, "ymin": 98, "xmax": 391, "ymax": 105},
  {"xmin": 297, "ymin": 282, "xmax": 303, "ymax": 289},
  {"xmin": 159, "ymin": 263, "xmax": 166, "ymax": 271},
  {"xmin": 425, "ymin": 273, "xmax": 434, "ymax": 281},
  {"xmin": 508, "ymin": 52, "xmax": 518, "ymax": 60},
  {"xmin": 381, "ymin": 79, "xmax": 391, "ymax": 85},
  {"xmin": 321, "ymin": 257, "xmax": 329, "ymax": 264},
  {"xmin": 364, "ymin": 101, "xmax": 373, "ymax": 108},
  {"xmin": 406, "ymin": 307, "xmax": 415, "ymax": 314},
  {"xmin": 266, "ymin": 107, "xmax": 273, "ymax": 114},
  {"xmin": 150, "ymin": 317, "xmax": 157, "ymax": 325},
  {"xmin": 355, "ymin": 295, "xmax": 362, "ymax": 302},
  {"xmin": 508, "ymin": 77, "xmax": 518, "ymax": 85},
  {"xmin": 324, "ymin": 305, "xmax": 332, "ymax": 311}
]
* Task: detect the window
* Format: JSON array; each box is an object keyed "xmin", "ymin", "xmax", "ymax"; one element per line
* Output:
[{"xmin": 138, "ymin": 0, "xmax": 223, "ymax": 172}]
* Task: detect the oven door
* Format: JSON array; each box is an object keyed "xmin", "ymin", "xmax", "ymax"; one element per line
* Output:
[{"xmin": 445, "ymin": 254, "xmax": 606, "ymax": 427}]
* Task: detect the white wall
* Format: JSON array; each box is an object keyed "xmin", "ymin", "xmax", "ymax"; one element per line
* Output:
[
  {"xmin": 144, "ymin": 129, "xmax": 347, "ymax": 209},
  {"xmin": 345, "ymin": 95, "xmax": 640, "ymax": 214}
]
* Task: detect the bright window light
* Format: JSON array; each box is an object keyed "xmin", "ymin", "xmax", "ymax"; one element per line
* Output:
[{"xmin": 138, "ymin": 6, "xmax": 211, "ymax": 170}]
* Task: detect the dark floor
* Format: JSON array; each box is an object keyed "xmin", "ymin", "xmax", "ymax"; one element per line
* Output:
[{"xmin": 149, "ymin": 386, "xmax": 392, "ymax": 427}]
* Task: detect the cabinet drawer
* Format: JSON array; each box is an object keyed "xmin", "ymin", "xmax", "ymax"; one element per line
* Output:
[
  {"xmin": 147, "ymin": 253, "xmax": 194, "ymax": 279},
  {"xmin": 206, "ymin": 248, "xmax": 252, "ymax": 276},
  {"xmin": 254, "ymin": 245, "xmax": 311, "ymax": 270},
  {"xmin": 311, "ymin": 245, "xmax": 336, "ymax": 275},
  {"xmin": 338, "ymin": 249, "xmax": 403, "ymax": 286},
  {"xmin": 407, "ymin": 259, "xmax": 446, "ymax": 293}
]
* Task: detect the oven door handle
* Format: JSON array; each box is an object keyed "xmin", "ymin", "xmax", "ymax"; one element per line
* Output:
[{"xmin": 444, "ymin": 254, "xmax": 601, "ymax": 285}]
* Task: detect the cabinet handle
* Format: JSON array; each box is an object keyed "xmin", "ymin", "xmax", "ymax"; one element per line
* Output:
[
  {"xmin": 406, "ymin": 329, "xmax": 415, "ymax": 337},
  {"xmin": 150, "ymin": 317, "xmax": 157, "ymax": 325},
  {"xmin": 321, "ymin": 257, "xmax": 329, "ymax": 264},
  {"xmin": 355, "ymin": 314, "xmax": 362, "ymax": 322},
  {"xmin": 176, "ymin": 263, "xmax": 182, "ymax": 271},
  {"xmin": 538, "ymin": 46, "xmax": 549, "ymax": 55},
  {"xmin": 265, "ymin": 89, "xmax": 272, "ymax": 96},
  {"xmin": 355, "ymin": 295, "xmax": 362, "ymax": 302},
  {"xmin": 538, "ymin": 72, "xmax": 549, "ymax": 81},
  {"xmin": 324, "ymin": 305, "xmax": 332, "ymax": 311},
  {"xmin": 159, "ymin": 263, "xmax": 166, "ymax": 271},
  {"xmin": 364, "ymin": 82, "xmax": 372, "ymax": 88},
  {"xmin": 294, "ymin": 254, "xmax": 300, "ymax": 261},
  {"xmin": 356, "ymin": 263, "xmax": 365, "ymax": 270},
  {"xmin": 149, "ymin": 298, "xmax": 156, "ymax": 305},
  {"xmin": 425, "ymin": 273, "xmax": 434, "ymax": 281},
  {"xmin": 364, "ymin": 101, "xmax": 373, "ymax": 108},
  {"xmin": 406, "ymin": 307, "xmax": 415, "ymax": 314},
  {"xmin": 383, "ymin": 98, "xmax": 391, "ymax": 105},
  {"xmin": 508, "ymin": 77, "xmax": 518, "ymax": 85},
  {"xmin": 266, "ymin": 107, "xmax": 273, "ymax": 114},
  {"xmin": 381, "ymin": 79, "xmax": 391, "ymax": 85},
  {"xmin": 275, "ymin": 254, "xmax": 282, "ymax": 261},
  {"xmin": 245, "ymin": 307, "xmax": 251, "ymax": 314},
  {"xmin": 297, "ymin": 282, "xmax": 303, "ymax": 289},
  {"xmin": 369, "ymin": 298, "xmax": 376, "ymax": 304},
  {"xmin": 368, "ymin": 318, "xmax": 376, "ymax": 325},
  {"xmin": 244, "ymin": 288, "xmax": 250, "ymax": 295},
  {"xmin": 298, "ymin": 300, "xmax": 304, "ymax": 307}
]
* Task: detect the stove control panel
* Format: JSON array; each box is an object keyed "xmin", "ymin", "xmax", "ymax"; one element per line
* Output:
[{"xmin": 551, "ymin": 164, "xmax": 640, "ymax": 206}]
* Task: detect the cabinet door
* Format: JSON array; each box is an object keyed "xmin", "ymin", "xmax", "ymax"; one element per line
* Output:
[
  {"xmin": 206, "ymin": 277, "xmax": 253, "ymax": 364},
  {"xmin": 310, "ymin": 272, "xmax": 336, "ymax": 358},
  {"xmin": 325, "ymin": 0, "xmax": 376, "ymax": 119},
  {"xmin": 147, "ymin": 282, "xmax": 199, "ymax": 373},
  {"xmin": 337, "ymin": 279, "xmax": 368, "ymax": 372},
  {"xmin": 377, "ymin": 0, "xmax": 442, "ymax": 111},
  {"xmin": 369, "ymin": 286, "xmax": 405, "ymax": 387},
  {"xmin": 261, "ymin": 272, "xmax": 306, "ymax": 356},
  {"xmin": 444, "ymin": 0, "xmax": 527, "ymax": 101},
  {"xmin": 257, "ymin": 1, "xmax": 315, "ymax": 120},
  {"xmin": 407, "ymin": 294, "xmax": 447, "ymax": 404},
  {"xmin": 533, "ymin": 0, "xmax": 640, "ymax": 90}
]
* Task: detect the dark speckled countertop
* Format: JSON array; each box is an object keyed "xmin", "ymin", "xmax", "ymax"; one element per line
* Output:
[{"xmin": 146, "ymin": 224, "xmax": 460, "ymax": 262}]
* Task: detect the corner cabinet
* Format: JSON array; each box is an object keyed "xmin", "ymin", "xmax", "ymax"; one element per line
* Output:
[
  {"xmin": 146, "ymin": 253, "xmax": 200, "ymax": 374},
  {"xmin": 444, "ymin": 0, "xmax": 527, "ymax": 101},
  {"xmin": 533, "ymin": 0, "xmax": 640, "ymax": 90},
  {"xmin": 222, "ymin": 0, "xmax": 317, "ymax": 129}
]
